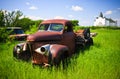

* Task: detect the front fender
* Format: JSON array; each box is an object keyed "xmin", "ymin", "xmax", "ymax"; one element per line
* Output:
[
  {"xmin": 50, "ymin": 44, "xmax": 69, "ymax": 58},
  {"xmin": 36, "ymin": 44, "xmax": 69, "ymax": 58},
  {"xmin": 34, "ymin": 44, "xmax": 69, "ymax": 65},
  {"xmin": 49, "ymin": 44, "xmax": 69, "ymax": 66}
]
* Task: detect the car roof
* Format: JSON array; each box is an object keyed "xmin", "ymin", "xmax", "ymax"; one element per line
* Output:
[{"xmin": 41, "ymin": 19, "xmax": 71, "ymax": 26}]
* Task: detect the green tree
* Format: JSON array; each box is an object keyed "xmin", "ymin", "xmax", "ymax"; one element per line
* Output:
[
  {"xmin": 33, "ymin": 20, "xmax": 43, "ymax": 27},
  {"xmin": 0, "ymin": 10, "xmax": 5, "ymax": 27},
  {"xmin": 4, "ymin": 10, "xmax": 23, "ymax": 27},
  {"xmin": 0, "ymin": 10, "xmax": 23, "ymax": 27},
  {"xmin": 70, "ymin": 20, "xmax": 79, "ymax": 26},
  {"xmin": 17, "ymin": 17, "xmax": 32, "ymax": 31},
  {"xmin": 0, "ymin": 28, "xmax": 10, "ymax": 42},
  {"xmin": 17, "ymin": 17, "xmax": 43, "ymax": 31},
  {"xmin": 0, "ymin": 10, "xmax": 23, "ymax": 42}
]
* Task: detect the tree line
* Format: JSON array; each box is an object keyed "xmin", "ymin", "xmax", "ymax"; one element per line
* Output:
[
  {"xmin": 0, "ymin": 10, "xmax": 79, "ymax": 42},
  {"xmin": 0, "ymin": 10, "xmax": 43, "ymax": 31},
  {"xmin": 0, "ymin": 10, "xmax": 79, "ymax": 31}
]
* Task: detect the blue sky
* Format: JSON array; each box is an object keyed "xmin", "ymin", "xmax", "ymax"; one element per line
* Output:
[{"xmin": 0, "ymin": 0, "xmax": 120, "ymax": 26}]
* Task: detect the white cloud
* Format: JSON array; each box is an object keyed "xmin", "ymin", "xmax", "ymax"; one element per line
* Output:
[
  {"xmin": 80, "ymin": 20, "xmax": 91, "ymax": 26},
  {"xmin": 26, "ymin": 15, "xmax": 43, "ymax": 20},
  {"xmin": 105, "ymin": 10, "xmax": 112, "ymax": 15},
  {"xmin": 26, "ymin": 2, "xmax": 38, "ymax": 10},
  {"xmin": 54, "ymin": 16, "xmax": 65, "ymax": 19},
  {"xmin": 71, "ymin": 5, "xmax": 83, "ymax": 11},
  {"xmin": 29, "ymin": 6, "xmax": 38, "ymax": 10},
  {"xmin": 26, "ymin": 2, "xmax": 30, "ymax": 5}
]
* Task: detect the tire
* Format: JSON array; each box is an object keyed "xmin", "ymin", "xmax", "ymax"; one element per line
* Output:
[{"xmin": 83, "ymin": 28, "xmax": 90, "ymax": 39}]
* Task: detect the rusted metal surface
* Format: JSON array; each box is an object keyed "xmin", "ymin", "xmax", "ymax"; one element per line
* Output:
[
  {"xmin": 41, "ymin": 19, "xmax": 71, "ymax": 26},
  {"xmin": 27, "ymin": 32, "xmax": 75, "ymax": 65},
  {"xmin": 10, "ymin": 34, "xmax": 28, "ymax": 40},
  {"xmin": 50, "ymin": 44, "xmax": 69, "ymax": 58},
  {"xmin": 27, "ymin": 31, "xmax": 62, "ymax": 42},
  {"xmin": 32, "ymin": 53, "xmax": 48, "ymax": 64},
  {"xmin": 26, "ymin": 19, "xmax": 75, "ymax": 65},
  {"xmin": 75, "ymin": 30, "xmax": 84, "ymax": 38}
]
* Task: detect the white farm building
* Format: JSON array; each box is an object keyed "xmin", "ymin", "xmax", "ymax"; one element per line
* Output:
[{"xmin": 94, "ymin": 12, "xmax": 117, "ymax": 26}]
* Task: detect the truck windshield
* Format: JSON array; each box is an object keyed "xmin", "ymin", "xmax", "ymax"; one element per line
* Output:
[{"xmin": 39, "ymin": 23, "xmax": 63, "ymax": 32}]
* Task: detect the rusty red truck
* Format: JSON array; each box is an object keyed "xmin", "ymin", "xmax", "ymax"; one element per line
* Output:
[{"xmin": 13, "ymin": 19, "xmax": 93, "ymax": 67}]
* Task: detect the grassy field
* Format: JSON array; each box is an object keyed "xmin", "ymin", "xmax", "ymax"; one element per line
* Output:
[{"xmin": 0, "ymin": 28, "xmax": 120, "ymax": 79}]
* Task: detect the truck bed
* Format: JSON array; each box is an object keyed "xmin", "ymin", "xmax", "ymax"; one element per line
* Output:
[{"xmin": 75, "ymin": 30, "xmax": 97, "ymax": 38}]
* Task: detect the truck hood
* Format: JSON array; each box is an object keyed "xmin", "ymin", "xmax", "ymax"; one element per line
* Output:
[{"xmin": 27, "ymin": 31, "xmax": 62, "ymax": 41}]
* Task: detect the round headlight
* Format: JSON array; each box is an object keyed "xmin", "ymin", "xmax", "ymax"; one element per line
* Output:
[
  {"xmin": 35, "ymin": 44, "xmax": 50, "ymax": 56},
  {"xmin": 40, "ymin": 47, "xmax": 46, "ymax": 52}
]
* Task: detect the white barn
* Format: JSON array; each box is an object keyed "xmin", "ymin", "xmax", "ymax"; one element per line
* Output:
[{"xmin": 94, "ymin": 12, "xmax": 117, "ymax": 26}]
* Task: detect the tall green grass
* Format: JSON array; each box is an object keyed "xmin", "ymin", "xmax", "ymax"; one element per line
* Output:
[{"xmin": 0, "ymin": 29, "xmax": 120, "ymax": 79}]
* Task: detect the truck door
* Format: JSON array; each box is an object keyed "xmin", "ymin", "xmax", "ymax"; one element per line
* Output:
[{"xmin": 62, "ymin": 23, "xmax": 76, "ymax": 55}]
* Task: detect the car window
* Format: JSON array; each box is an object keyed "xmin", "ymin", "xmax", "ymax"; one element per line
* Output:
[
  {"xmin": 49, "ymin": 23, "xmax": 63, "ymax": 32},
  {"xmin": 14, "ymin": 29, "xmax": 24, "ymax": 34},
  {"xmin": 7, "ymin": 29, "xmax": 24, "ymax": 34},
  {"xmin": 39, "ymin": 24, "xmax": 50, "ymax": 31}
]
